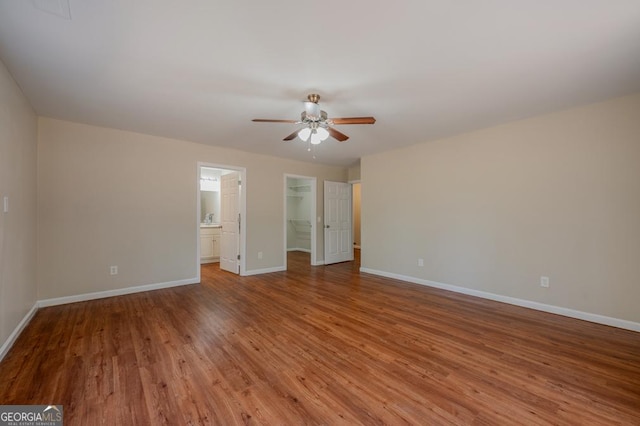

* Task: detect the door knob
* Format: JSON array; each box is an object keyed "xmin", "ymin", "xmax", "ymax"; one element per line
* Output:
[{"xmin": 325, "ymin": 225, "xmax": 330, "ymax": 228}]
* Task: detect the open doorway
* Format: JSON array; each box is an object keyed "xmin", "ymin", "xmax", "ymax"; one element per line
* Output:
[
  {"xmin": 284, "ymin": 175, "xmax": 317, "ymax": 269},
  {"xmin": 352, "ymin": 181, "xmax": 361, "ymax": 265},
  {"xmin": 352, "ymin": 182, "xmax": 361, "ymax": 248},
  {"xmin": 197, "ymin": 163, "xmax": 246, "ymax": 279}
]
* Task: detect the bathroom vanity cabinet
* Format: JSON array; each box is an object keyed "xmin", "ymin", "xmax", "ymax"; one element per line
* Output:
[{"xmin": 200, "ymin": 225, "xmax": 221, "ymax": 263}]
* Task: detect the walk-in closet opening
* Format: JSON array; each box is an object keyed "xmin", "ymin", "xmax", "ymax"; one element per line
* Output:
[{"xmin": 284, "ymin": 175, "xmax": 316, "ymax": 268}]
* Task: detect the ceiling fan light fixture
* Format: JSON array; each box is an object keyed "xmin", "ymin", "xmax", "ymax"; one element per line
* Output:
[
  {"xmin": 310, "ymin": 134, "xmax": 323, "ymax": 145},
  {"xmin": 298, "ymin": 127, "xmax": 311, "ymax": 141},
  {"xmin": 315, "ymin": 127, "xmax": 329, "ymax": 141},
  {"xmin": 299, "ymin": 126, "xmax": 329, "ymax": 144}
]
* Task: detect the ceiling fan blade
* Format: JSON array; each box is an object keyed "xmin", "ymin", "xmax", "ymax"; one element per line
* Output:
[
  {"xmin": 327, "ymin": 127, "xmax": 349, "ymax": 142},
  {"xmin": 330, "ymin": 117, "xmax": 376, "ymax": 125},
  {"xmin": 283, "ymin": 130, "xmax": 300, "ymax": 141},
  {"xmin": 252, "ymin": 119, "xmax": 298, "ymax": 123}
]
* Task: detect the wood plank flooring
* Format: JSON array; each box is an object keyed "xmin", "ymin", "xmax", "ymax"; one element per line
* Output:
[{"xmin": 1, "ymin": 251, "xmax": 639, "ymax": 425}]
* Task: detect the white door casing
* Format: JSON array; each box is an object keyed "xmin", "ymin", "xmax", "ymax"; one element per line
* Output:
[
  {"xmin": 324, "ymin": 181, "xmax": 353, "ymax": 265},
  {"xmin": 220, "ymin": 172, "xmax": 240, "ymax": 274}
]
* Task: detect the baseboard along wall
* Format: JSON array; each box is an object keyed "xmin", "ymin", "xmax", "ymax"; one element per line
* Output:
[
  {"xmin": 0, "ymin": 303, "xmax": 39, "ymax": 363},
  {"xmin": 360, "ymin": 267, "xmax": 640, "ymax": 332},
  {"xmin": 4, "ymin": 267, "xmax": 637, "ymax": 364},
  {"xmin": 0, "ymin": 277, "xmax": 199, "ymax": 363}
]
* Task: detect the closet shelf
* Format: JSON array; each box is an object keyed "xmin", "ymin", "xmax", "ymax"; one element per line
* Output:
[
  {"xmin": 289, "ymin": 219, "xmax": 311, "ymax": 226},
  {"xmin": 288, "ymin": 185, "xmax": 311, "ymax": 192}
]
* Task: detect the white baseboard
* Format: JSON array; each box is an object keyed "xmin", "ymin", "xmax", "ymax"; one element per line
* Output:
[
  {"xmin": 0, "ymin": 302, "xmax": 39, "ymax": 362},
  {"xmin": 360, "ymin": 267, "xmax": 640, "ymax": 333},
  {"xmin": 242, "ymin": 266, "xmax": 286, "ymax": 276},
  {"xmin": 38, "ymin": 277, "xmax": 199, "ymax": 308},
  {"xmin": 1, "ymin": 278, "xmax": 200, "ymax": 362},
  {"xmin": 312, "ymin": 260, "xmax": 325, "ymax": 266}
]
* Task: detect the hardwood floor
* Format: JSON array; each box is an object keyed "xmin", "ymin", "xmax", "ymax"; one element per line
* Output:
[{"xmin": 1, "ymin": 251, "xmax": 639, "ymax": 425}]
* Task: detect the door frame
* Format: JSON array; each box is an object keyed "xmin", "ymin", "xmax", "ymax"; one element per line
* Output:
[
  {"xmin": 283, "ymin": 174, "xmax": 317, "ymax": 269},
  {"xmin": 196, "ymin": 162, "xmax": 247, "ymax": 279}
]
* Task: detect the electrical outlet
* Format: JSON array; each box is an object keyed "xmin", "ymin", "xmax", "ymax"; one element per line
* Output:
[
  {"xmin": 258, "ymin": 251, "xmax": 263, "ymax": 259},
  {"xmin": 418, "ymin": 258, "xmax": 424, "ymax": 267},
  {"xmin": 110, "ymin": 266, "xmax": 118, "ymax": 275},
  {"xmin": 540, "ymin": 276, "xmax": 549, "ymax": 288}
]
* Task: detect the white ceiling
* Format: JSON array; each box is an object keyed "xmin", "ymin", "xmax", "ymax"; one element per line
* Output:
[{"xmin": 1, "ymin": 1, "xmax": 639, "ymax": 167}]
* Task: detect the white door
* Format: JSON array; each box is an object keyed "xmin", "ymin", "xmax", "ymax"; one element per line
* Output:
[
  {"xmin": 220, "ymin": 172, "xmax": 240, "ymax": 274},
  {"xmin": 324, "ymin": 181, "xmax": 353, "ymax": 264}
]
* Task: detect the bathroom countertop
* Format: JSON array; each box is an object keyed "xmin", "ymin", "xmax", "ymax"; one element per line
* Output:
[{"xmin": 200, "ymin": 223, "xmax": 222, "ymax": 228}]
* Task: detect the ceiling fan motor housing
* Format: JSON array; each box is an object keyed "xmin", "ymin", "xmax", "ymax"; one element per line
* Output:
[{"xmin": 301, "ymin": 109, "xmax": 328, "ymax": 123}]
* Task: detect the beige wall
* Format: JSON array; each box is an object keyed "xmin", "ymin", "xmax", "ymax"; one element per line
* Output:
[
  {"xmin": 38, "ymin": 118, "xmax": 346, "ymax": 299},
  {"xmin": 0, "ymin": 60, "xmax": 38, "ymax": 351},
  {"xmin": 362, "ymin": 93, "xmax": 640, "ymax": 323},
  {"xmin": 348, "ymin": 163, "xmax": 361, "ymax": 182}
]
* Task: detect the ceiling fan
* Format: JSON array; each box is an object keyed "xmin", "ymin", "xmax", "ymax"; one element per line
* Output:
[{"xmin": 252, "ymin": 94, "xmax": 376, "ymax": 145}]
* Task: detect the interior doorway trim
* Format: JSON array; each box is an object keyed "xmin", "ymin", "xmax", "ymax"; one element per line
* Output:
[
  {"xmin": 197, "ymin": 162, "xmax": 247, "ymax": 279},
  {"xmin": 284, "ymin": 174, "xmax": 318, "ymax": 269}
]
